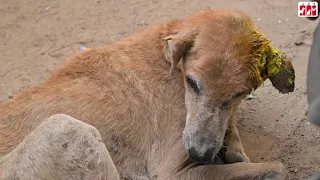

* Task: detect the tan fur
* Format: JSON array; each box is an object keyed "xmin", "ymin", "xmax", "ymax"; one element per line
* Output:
[{"xmin": 0, "ymin": 10, "xmax": 293, "ymax": 179}]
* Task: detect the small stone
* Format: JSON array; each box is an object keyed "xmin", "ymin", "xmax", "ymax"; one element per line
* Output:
[
  {"xmin": 295, "ymin": 41, "xmax": 304, "ymax": 46},
  {"xmin": 119, "ymin": 31, "xmax": 126, "ymax": 35},
  {"xmin": 290, "ymin": 144, "xmax": 294, "ymax": 147},
  {"xmin": 294, "ymin": 168, "xmax": 298, "ymax": 173},
  {"xmin": 45, "ymin": 6, "xmax": 50, "ymax": 11},
  {"xmin": 278, "ymin": 20, "xmax": 282, "ymax": 23},
  {"xmin": 80, "ymin": 45, "xmax": 86, "ymax": 51},
  {"xmin": 246, "ymin": 94, "xmax": 255, "ymax": 100},
  {"xmin": 257, "ymin": 18, "xmax": 261, "ymax": 21},
  {"xmin": 8, "ymin": 92, "xmax": 13, "ymax": 98}
]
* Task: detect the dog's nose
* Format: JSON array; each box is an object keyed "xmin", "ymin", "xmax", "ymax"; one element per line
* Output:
[{"xmin": 188, "ymin": 147, "xmax": 214, "ymax": 162}]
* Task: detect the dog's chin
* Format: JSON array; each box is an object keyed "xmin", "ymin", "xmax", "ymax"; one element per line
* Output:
[
  {"xmin": 200, "ymin": 146, "xmax": 225, "ymax": 165},
  {"xmin": 204, "ymin": 146, "xmax": 227, "ymax": 165}
]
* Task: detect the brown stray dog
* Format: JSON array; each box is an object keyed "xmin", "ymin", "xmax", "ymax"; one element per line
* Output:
[{"xmin": 0, "ymin": 10, "xmax": 294, "ymax": 179}]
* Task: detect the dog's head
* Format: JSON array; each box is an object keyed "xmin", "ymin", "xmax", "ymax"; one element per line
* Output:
[{"xmin": 163, "ymin": 10, "xmax": 295, "ymax": 163}]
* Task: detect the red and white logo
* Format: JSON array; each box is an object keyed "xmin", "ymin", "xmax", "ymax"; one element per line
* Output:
[{"xmin": 298, "ymin": 2, "xmax": 318, "ymax": 17}]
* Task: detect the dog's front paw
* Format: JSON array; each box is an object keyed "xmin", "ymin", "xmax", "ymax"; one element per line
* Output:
[{"xmin": 223, "ymin": 147, "xmax": 250, "ymax": 164}]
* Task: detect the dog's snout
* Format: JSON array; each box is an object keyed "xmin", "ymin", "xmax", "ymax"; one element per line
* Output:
[{"xmin": 188, "ymin": 147, "xmax": 215, "ymax": 162}]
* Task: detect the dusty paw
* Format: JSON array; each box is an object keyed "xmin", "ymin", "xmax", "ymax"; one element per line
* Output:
[{"xmin": 223, "ymin": 149, "xmax": 250, "ymax": 164}]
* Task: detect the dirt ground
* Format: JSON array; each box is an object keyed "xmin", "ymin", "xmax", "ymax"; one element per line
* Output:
[{"xmin": 0, "ymin": 0, "xmax": 319, "ymax": 179}]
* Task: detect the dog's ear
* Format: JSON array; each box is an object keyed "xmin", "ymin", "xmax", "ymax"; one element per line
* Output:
[
  {"xmin": 259, "ymin": 50, "xmax": 295, "ymax": 94},
  {"xmin": 267, "ymin": 57, "xmax": 295, "ymax": 93},
  {"xmin": 163, "ymin": 31, "xmax": 196, "ymax": 74},
  {"xmin": 254, "ymin": 36, "xmax": 295, "ymax": 93}
]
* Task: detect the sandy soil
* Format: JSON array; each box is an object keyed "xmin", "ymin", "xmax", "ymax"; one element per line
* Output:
[{"xmin": 0, "ymin": 0, "xmax": 319, "ymax": 179}]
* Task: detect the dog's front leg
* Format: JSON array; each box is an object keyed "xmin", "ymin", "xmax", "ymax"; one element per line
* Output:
[
  {"xmin": 176, "ymin": 162, "xmax": 288, "ymax": 180},
  {"xmin": 222, "ymin": 117, "xmax": 250, "ymax": 164}
]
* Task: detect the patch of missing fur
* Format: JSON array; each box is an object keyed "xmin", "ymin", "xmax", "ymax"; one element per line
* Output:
[
  {"xmin": 87, "ymin": 160, "xmax": 96, "ymax": 170},
  {"xmin": 62, "ymin": 143, "xmax": 68, "ymax": 149}
]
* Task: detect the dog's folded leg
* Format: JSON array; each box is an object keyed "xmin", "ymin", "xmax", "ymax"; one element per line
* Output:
[
  {"xmin": 177, "ymin": 161, "xmax": 288, "ymax": 180},
  {"xmin": 0, "ymin": 114, "xmax": 120, "ymax": 180},
  {"xmin": 222, "ymin": 117, "xmax": 250, "ymax": 164}
]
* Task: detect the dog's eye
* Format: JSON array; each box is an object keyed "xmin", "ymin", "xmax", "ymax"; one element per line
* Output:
[
  {"xmin": 221, "ymin": 91, "xmax": 248, "ymax": 110},
  {"xmin": 186, "ymin": 75, "xmax": 200, "ymax": 94},
  {"xmin": 233, "ymin": 90, "xmax": 251, "ymax": 99}
]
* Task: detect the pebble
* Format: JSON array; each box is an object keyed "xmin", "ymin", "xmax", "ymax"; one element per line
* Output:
[
  {"xmin": 246, "ymin": 94, "xmax": 255, "ymax": 100},
  {"xmin": 45, "ymin": 6, "xmax": 50, "ymax": 11},
  {"xmin": 7, "ymin": 92, "xmax": 13, "ymax": 99},
  {"xmin": 278, "ymin": 20, "xmax": 282, "ymax": 23},
  {"xmin": 294, "ymin": 168, "xmax": 299, "ymax": 173},
  {"xmin": 119, "ymin": 31, "xmax": 126, "ymax": 35},
  {"xmin": 295, "ymin": 41, "xmax": 304, "ymax": 46},
  {"xmin": 80, "ymin": 45, "xmax": 86, "ymax": 51}
]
